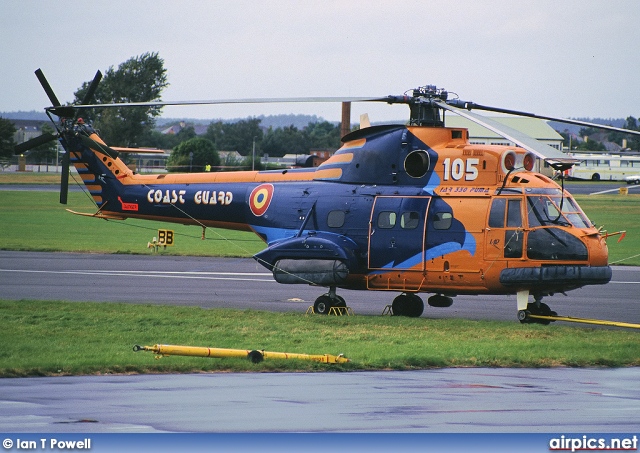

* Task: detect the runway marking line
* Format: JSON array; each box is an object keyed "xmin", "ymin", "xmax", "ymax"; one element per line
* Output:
[{"xmin": 0, "ymin": 268, "xmax": 274, "ymax": 282}]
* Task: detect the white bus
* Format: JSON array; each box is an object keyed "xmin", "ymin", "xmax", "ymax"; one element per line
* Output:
[{"xmin": 567, "ymin": 151, "xmax": 640, "ymax": 182}]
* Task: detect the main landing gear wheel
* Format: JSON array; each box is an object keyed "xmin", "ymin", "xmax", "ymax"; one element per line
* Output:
[
  {"xmin": 391, "ymin": 293, "xmax": 424, "ymax": 318},
  {"xmin": 313, "ymin": 293, "xmax": 346, "ymax": 315}
]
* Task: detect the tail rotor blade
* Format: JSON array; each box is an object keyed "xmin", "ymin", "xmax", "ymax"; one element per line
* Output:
[
  {"xmin": 81, "ymin": 70, "xmax": 102, "ymax": 106},
  {"xmin": 60, "ymin": 151, "xmax": 70, "ymax": 205},
  {"xmin": 79, "ymin": 135, "xmax": 119, "ymax": 159},
  {"xmin": 14, "ymin": 132, "xmax": 57, "ymax": 154},
  {"xmin": 34, "ymin": 69, "xmax": 61, "ymax": 107}
]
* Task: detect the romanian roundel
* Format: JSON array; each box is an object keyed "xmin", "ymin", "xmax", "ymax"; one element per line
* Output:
[{"xmin": 249, "ymin": 183, "xmax": 274, "ymax": 216}]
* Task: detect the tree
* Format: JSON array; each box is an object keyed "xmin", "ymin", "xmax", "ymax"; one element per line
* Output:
[
  {"xmin": 262, "ymin": 125, "xmax": 309, "ymax": 157},
  {"xmin": 578, "ymin": 126, "xmax": 601, "ymax": 138},
  {"xmin": 0, "ymin": 117, "xmax": 16, "ymax": 160},
  {"xmin": 624, "ymin": 116, "xmax": 638, "ymax": 131},
  {"xmin": 259, "ymin": 121, "xmax": 341, "ymax": 158},
  {"xmin": 575, "ymin": 137, "xmax": 607, "ymax": 151},
  {"xmin": 74, "ymin": 52, "xmax": 168, "ymax": 147},
  {"xmin": 139, "ymin": 124, "xmax": 196, "ymax": 150},
  {"xmin": 166, "ymin": 137, "xmax": 219, "ymax": 172},
  {"xmin": 621, "ymin": 117, "xmax": 640, "ymax": 150},
  {"xmin": 205, "ymin": 118, "xmax": 263, "ymax": 155},
  {"xmin": 305, "ymin": 121, "xmax": 341, "ymax": 149}
]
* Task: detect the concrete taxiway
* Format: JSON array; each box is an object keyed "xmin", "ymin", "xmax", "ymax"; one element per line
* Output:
[{"xmin": 2, "ymin": 368, "xmax": 639, "ymax": 433}]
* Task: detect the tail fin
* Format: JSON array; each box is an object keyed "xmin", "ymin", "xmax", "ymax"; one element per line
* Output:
[{"xmin": 64, "ymin": 122, "xmax": 133, "ymax": 210}]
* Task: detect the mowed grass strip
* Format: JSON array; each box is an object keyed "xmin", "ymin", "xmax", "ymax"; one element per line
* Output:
[
  {"xmin": 1, "ymin": 300, "xmax": 639, "ymax": 377},
  {"xmin": 573, "ymin": 195, "xmax": 640, "ymax": 265},
  {"xmin": 0, "ymin": 190, "xmax": 264, "ymax": 257},
  {"xmin": 0, "ymin": 172, "xmax": 62, "ymax": 185}
]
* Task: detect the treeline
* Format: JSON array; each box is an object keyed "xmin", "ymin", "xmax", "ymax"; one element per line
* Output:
[
  {"xmin": 141, "ymin": 117, "xmax": 344, "ymax": 172},
  {"xmin": 140, "ymin": 117, "xmax": 342, "ymax": 157},
  {"xmin": 559, "ymin": 116, "xmax": 640, "ymax": 151}
]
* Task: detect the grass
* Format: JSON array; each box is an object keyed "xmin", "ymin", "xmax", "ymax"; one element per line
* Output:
[
  {"xmin": 0, "ymin": 190, "xmax": 264, "ymax": 257},
  {"xmin": 572, "ymin": 195, "xmax": 640, "ymax": 265},
  {"xmin": 0, "ymin": 172, "xmax": 62, "ymax": 185},
  {"xmin": 1, "ymin": 300, "xmax": 638, "ymax": 377}
]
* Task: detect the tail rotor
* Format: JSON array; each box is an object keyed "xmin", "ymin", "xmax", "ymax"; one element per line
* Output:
[{"xmin": 15, "ymin": 69, "xmax": 102, "ymax": 204}]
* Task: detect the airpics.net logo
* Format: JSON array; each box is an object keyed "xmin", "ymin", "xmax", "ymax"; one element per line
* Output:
[{"xmin": 549, "ymin": 435, "xmax": 638, "ymax": 452}]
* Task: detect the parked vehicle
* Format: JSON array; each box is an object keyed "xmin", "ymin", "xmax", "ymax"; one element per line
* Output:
[
  {"xmin": 624, "ymin": 174, "xmax": 640, "ymax": 184},
  {"xmin": 568, "ymin": 152, "xmax": 640, "ymax": 181}
]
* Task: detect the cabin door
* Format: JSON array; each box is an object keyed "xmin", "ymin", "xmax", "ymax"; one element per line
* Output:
[
  {"xmin": 484, "ymin": 196, "xmax": 524, "ymax": 261},
  {"xmin": 368, "ymin": 196, "xmax": 431, "ymax": 271}
]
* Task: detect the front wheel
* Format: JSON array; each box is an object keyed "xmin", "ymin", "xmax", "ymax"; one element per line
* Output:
[{"xmin": 518, "ymin": 310, "xmax": 530, "ymax": 323}]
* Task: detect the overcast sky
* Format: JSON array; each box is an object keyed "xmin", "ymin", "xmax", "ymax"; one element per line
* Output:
[{"xmin": 2, "ymin": 1, "xmax": 639, "ymax": 123}]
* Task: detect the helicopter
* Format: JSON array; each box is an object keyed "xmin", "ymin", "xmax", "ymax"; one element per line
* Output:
[{"xmin": 16, "ymin": 69, "xmax": 640, "ymax": 323}]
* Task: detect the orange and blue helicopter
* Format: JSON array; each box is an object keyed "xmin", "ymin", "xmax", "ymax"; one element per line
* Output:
[{"xmin": 17, "ymin": 69, "xmax": 640, "ymax": 323}]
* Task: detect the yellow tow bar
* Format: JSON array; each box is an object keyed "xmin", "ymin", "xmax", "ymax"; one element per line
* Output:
[
  {"xmin": 528, "ymin": 314, "xmax": 640, "ymax": 330},
  {"xmin": 133, "ymin": 344, "xmax": 350, "ymax": 364}
]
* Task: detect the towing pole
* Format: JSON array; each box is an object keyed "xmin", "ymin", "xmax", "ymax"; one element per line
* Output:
[
  {"xmin": 133, "ymin": 344, "xmax": 349, "ymax": 364},
  {"xmin": 527, "ymin": 314, "xmax": 640, "ymax": 330}
]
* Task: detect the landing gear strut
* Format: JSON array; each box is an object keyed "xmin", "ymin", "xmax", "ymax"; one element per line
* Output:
[
  {"xmin": 517, "ymin": 294, "xmax": 558, "ymax": 325},
  {"xmin": 313, "ymin": 286, "xmax": 346, "ymax": 315}
]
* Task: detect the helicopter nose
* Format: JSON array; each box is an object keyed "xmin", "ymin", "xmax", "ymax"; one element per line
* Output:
[{"xmin": 586, "ymin": 234, "xmax": 609, "ymax": 267}]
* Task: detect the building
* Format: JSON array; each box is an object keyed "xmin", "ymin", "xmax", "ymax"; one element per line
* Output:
[
  {"xmin": 11, "ymin": 119, "xmax": 47, "ymax": 148},
  {"xmin": 443, "ymin": 116, "xmax": 564, "ymax": 150}
]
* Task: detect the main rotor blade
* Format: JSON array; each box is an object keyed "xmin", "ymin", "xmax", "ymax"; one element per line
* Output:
[
  {"xmin": 34, "ymin": 69, "xmax": 61, "ymax": 107},
  {"xmin": 14, "ymin": 133, "xmax": 57, "ymax": 154},
  {"xmin": 435, "ymin": 100, "xmax": 579, "ymax": 165},
  {"xmin": 69, "ymin": 96, "xmax": 388, "ymax": 110},
  {"xmin": 447, "ymin": 100, "xmax": 640, "ymax": 136}
]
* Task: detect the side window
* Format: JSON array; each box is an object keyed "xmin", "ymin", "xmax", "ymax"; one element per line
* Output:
[
  {"xmin": 504, "ymin": 230, "xmax": 523, "ymax": 258},
  {"xmin": 400, "ymin": 211, "xmax": 420, "ymax": 229},
  {"xmin": 327, "ymin": 210, "xmax": 345, "ymax": 228},
  {"xmin": 433, "ymin": 212, "xmax": 452, "ymax": 230},
  {"xmin": 489, "ymin": 198, "xmax": 506, "ymax": 228},
  {"xmin": 377, "ymin": 211, "xmax": 397, "ymax": 229},
  {"xmin": 506, "ymin": 199, "xmax": 522, "ymax": 228}
]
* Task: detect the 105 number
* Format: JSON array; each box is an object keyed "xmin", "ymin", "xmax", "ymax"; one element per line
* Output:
[{"xmin": 442, "ymin": 158, "xmax": 479, "ymax": 181}]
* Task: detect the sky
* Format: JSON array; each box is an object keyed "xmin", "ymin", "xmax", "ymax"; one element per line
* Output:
[{"xmin": 2, "ymin": 1, "xmax": 639, "ymax": 124}]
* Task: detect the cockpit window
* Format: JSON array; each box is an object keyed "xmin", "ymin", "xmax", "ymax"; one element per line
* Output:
[
  {"xmin": 560, "ymin": 197, "xmax": 593, "ymax": 228},
  {"xmin": 527, "ymin": 195, "xmax": 591, "ymax": 228},
  {"xmin": 489, "ymin": 198, "xmax": 506, "ymax": 228},
  {"xmin": 489, "ymin": 198, "xmax": 522, "ymax": 228},
  {"xmin": 506, "ymin": 199, "xmax": 522, "ymax": 228}
]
